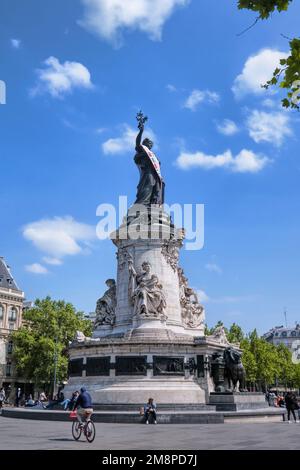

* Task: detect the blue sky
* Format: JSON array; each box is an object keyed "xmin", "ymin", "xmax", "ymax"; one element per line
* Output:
[{"xmin": 1, "ymin": 0, "xmax": 299, "ymax": 334}]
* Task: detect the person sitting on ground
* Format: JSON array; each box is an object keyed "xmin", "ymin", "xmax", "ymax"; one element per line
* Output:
[
  {"xmin": 73, "ymin": 387, "xmax": 93, "ymax": 428},
  {"xmin": 144, "ymin": 398, "xmax": 157, "ymax": 425},
  {"xmin": 25, "ymin": 394, "xmax": 35, "ymax": 407},
  {"xmin": 69, "ymin": 391, "xmax": 79, "ymax": 411},
  {"xmin": 60, "ymin": 391, "xmax": 79, "ymax": 411},
  {"xmin": 45, "ymin": 392, "xmax": 63, "ymax": 409}
]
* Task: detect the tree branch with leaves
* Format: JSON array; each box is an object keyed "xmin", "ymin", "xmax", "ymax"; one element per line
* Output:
[{"xmin": 238, "ymin": 0, "xmax": 300, "ymax": 109}]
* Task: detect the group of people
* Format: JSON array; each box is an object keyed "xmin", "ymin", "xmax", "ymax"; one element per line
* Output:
[
  {"xmin": 267, "ymin": 390, "xmax": 300, "ymax": 423},
  {"xmin": 0, "ymin": 386, "xmax": 22, "ymax": 408},
  {"xmin": 267, "ymin": 391, "xmax": 286, "ymax": 408}
]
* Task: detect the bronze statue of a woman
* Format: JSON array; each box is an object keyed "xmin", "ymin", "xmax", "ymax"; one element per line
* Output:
[{"xmin": 134, "ymin": 112, "xmax": 165, "ymax": 206}]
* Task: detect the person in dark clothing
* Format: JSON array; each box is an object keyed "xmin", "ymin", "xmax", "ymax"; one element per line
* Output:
[
  {"xmin": 69, "ymin": 391, "xmax": 79, "ymax": 410},
  {"xmin": 74, "ymin": 387, "xmax": 93, "ymax": 426},
  {"xmin": 45, "ymin": 392, "xmax": 64, "ymax": 410},
  {"xmin": 144, "ymin": 398, "xmax": 157, "ymax": 424},
  {"xmin": 285, "ymin": 392, "xmax": 299, "ymax": 423},
  {"xmin": 15, "ymin": 388, "xmax": 22, "ymax": 407},
  {"xmin": 60, "ymin": 391, "xmax": 79, "ymax": 411}
]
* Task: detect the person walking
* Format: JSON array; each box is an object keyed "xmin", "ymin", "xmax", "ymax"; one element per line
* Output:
[
  {"xmin": 144, "ymin": 398, "xmax": 157, "ymax": 425},
  {"xmin": 285, "ymin": 392, "xmax": 299, "ymax": 423}
]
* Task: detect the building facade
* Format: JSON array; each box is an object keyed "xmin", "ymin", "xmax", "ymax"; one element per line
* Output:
[
  {"xmin": 0, "ymin": 257, "xmax": 25, "ymax": 398},
  {"xmin": 263, "ymin": 324, "xmax": 300, "ymax": 352}
]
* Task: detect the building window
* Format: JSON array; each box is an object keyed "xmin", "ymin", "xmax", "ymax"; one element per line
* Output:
[
  {"xmin": 7, "ymin": 340, "xmax": 13, "ymax": 354},
  {"xmin": 8, "ymin": 307, "xmax": 17, "ymax": 322},
  {"xmin": 6, "ymin": 361, "xmax": 12, "ymax": 377},
  {"xmin": 0, "ymin": 305, "xmax": 3, "ymax": 320},
  {"xmin": 8, "ymin": 323, "xmax": 15, "ymax": 330}
]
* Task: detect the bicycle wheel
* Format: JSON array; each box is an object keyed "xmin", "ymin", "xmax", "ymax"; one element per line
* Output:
[
  {"xmin": 72, "ymin": 421, "xmax": 82, "ymax": 441},
  {"xmin": 85, "ymin": 420, "xmax": 96, "ymax": 443}
]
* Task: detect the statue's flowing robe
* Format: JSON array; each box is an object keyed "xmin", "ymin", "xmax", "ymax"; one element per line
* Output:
[{"xmin": 134, "ymin": 145, "xmax": 164, "ymax": 206}]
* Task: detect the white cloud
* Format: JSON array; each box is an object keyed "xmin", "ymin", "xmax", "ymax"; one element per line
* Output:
[
  {"xmin": 32, "ymin": 57, "xmax": 93, "ymax": 98},
  {"xmin": 197, "ymin": 290, "xmax": 210, "ymax": 303},
  {"xmin": 184, "ymin": 89, "xmax": 220, "ymax": 111},
  {"xmin": 79, "ymin": 0, "xmax": 189, "ymax": 45},
  {"xmin": 42, "ymin": 257, "xmax": 63, "ymax": 266},
  {"xmin": 232, "ymin": 48, "xmax": 288, "ymax": 98},
  {"xmin": 246, "ymin": 110, "xmax": 292, "ymax": 147},
  {"xmin": 23, "ymin": 216, "xmax": 96, "ymax": 262},
  {"xmin": 166, "ymin": 84, "xmax": 177, "ymax": 92},
  {"xmin": 11, "ymin": 38, "xmax": 21, "ymax": 49},
  {"xmin": 176, "ymin": 148, "xmax": 270, "ymax": 173},
  {"xmin": 216, "ymin": 119, "xmax": 239, "ymax": 136},
  {"xmin": 262, "ymin": 98, "xmax": 276, "ymax": 108},
  {"xmin": 102, "ymin": 124, "xmax": 156, "ymax": 155},
  {"xmin": 205, "ymin": 263, "xmax": 222, "ymax": 274},
  {"xmin": 25, "ymin": 263, "xmax": 48, "ymax": 275}
]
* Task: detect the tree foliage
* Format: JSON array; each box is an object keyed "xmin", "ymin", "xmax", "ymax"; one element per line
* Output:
[
  {"xmin": 238, "ymin": 0, "xmax": 300, "ymax": 109},
  {"xmin": 227, "ymin": 323, "xmax": 244, "ymax": 343},
  {"xmin": 205, "ymin": 320, "xmax": 227, "ymax": 336},
  {"xmin": 12, "ymin": 297, "xmax": 92, "ymax": 388},
  {"xmin": 238, "ymin": 1, "xmax": 293, "ymax": 19}
]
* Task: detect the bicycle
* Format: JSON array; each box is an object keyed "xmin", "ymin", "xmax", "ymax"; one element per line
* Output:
[{"xmin": 72, "ymin": 413, "xmax": 96, "ymax": 443}]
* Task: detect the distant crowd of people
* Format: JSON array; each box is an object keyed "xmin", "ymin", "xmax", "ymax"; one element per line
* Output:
[
  {"xmin": 0, "ymin": 387, "xmax": 79, "ymax": 411},
  {"xmin": 1, "ymin": 385, "xmax": 158, "ymax": 424}
]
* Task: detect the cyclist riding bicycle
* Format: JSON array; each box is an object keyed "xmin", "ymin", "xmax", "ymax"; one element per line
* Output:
[{"xmin": 73, "ymin": 387, "xmax": 93, "ymax": 428}]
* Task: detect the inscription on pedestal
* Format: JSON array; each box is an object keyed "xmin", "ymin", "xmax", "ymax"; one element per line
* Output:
[
  {"xmin": 153, "ymin": 356, "xmax": 184, "ymax": 376},
  {"xmin": 115, "ymin": 356, "xmax": 147, "ymax": 376},
  {"xmin": 68, "ymin": 358, "xmax": 83, "ymax": 377},
  {"xmin": 86, "ymin": 357, "xmax": 110, "ymax": 376}
]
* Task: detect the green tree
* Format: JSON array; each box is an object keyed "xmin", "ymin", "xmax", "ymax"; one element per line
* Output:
[
  {"xmin": 12, "ymin": 297, "xmax": 92, "ymax": 390},
  {"xmin": 292, "ymin": 363, "xmax": 300, "ymax": 389},
  {"xmin": 238, "ymin": 0, "xmax": 300, "ymax": 109},
  {"xmin": 240, "ymin": 337, "xmax": 257, "ymax": 384},
  {"xmin": 227, "ymin": 323, "xmax": 244, "ymax": 344},
  {"xmin": 276, "ymin": 343, "xmax": 295, "ymax": 387},
  {"xmin": 246, "ymin": 330, "xmax": 279, "ymax": 390}
]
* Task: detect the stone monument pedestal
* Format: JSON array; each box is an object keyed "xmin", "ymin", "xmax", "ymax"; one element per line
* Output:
[
  {"xmin": 66, "ymin": 334, "xmax": 231, "ymax": 404},
  {"xmin": 65, "ymin": 208, "xmax": 221, "ymax": 404},
  {"xmin": 209, "ymin": 392, "xmax": 267, "ymax": 411}
]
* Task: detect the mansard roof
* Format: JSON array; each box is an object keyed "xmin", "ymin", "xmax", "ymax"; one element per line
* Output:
[{"xmin": 0, "ymin": 257, "xmax": 21, "ymax": 292}]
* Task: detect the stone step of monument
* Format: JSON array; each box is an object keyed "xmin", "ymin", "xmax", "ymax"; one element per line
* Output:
[
  {"xmin": 2, "ymin": 407, "xmax": 285, "ymax": 424},
  {"xmin": 209, "ymin": 392, "xmax": 268, "ymax": 412},
  {"xmin": 92, "ymin": 403, "xmax": 216, "ymax": 411}
]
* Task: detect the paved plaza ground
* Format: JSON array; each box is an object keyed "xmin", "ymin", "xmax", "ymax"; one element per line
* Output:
[{"xmin": 0, "ymin": 416, "xmax": 300, "ymax": 450}]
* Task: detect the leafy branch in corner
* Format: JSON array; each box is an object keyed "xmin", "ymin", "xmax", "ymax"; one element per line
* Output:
[{"xmin": 237, "ymin": 1, "xmax": 300, "ymax": 110}]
